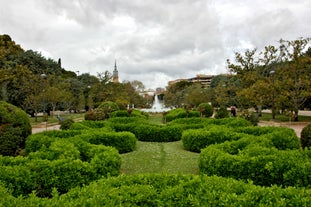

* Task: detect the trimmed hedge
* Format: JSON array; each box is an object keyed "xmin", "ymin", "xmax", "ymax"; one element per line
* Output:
[
  {"xmin": 134, "ymin": 124, "xmax": 183, "ymax": 142},
  {"xmin": 198, "ymin": 128, "xmax": 306, "ymax": 187},
  {"xmin": 0, "ymin": 101, "xmax": 32, "ymax": 156},
  {"xmin": 1, "ymin": 174, "xmax": 311, "ymax": 206},
  {"xmin": 197, "ymin": 102, "xmax": 213, "ymax": 117},
  {"xmin": 182, "ymin": 124, "xmax": 300, "ymax": 153},
  {"xmin": 0, "ymin": 141, "xmax": 121, "ymax": 197},
  {"xmin": 301, "ymin": 123, "xmax": 311, "ymax": 149},
  {"xmin": 200, "ymin": 144, "xmax": 311, "ymax": 187},
  {"xmin": 26, "ymin": 128, "xmax": 136, "ymax": 154},
  {"xmin": 182, "ymin": 126, "xmax": 245, "ymax": 152},
  {"xmin": 76, "ymin": 131, "xmax": 137, "ymax": 153},
  {"xmin": 164, "ymin": 108, "xmax": 200, "ymax": 122}
]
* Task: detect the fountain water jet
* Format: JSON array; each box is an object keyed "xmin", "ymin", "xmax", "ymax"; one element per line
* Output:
[{"xmin": 141, "ymin": 95, "xmax": 171, "ymax": 113}]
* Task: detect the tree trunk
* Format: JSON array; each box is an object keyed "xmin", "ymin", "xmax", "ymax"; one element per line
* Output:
[{"xmin": 294, "ymin": 109, "xmax": 299, "ymax": 122}]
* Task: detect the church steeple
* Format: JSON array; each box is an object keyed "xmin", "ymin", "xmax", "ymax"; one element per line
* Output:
[{"xmin": 113, "ymin": 59, "xmax": 119, "ymax": 83}]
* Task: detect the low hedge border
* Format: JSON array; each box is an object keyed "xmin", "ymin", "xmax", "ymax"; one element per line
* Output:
[
  {"xmin": 0, "ymin": 139, "xmax": 120, "ymax": 197},
  {"xmin": 182, "ymin": 125, "xmax": 300, "ymax": 153},
  {"xmin": 1, "ymin": 174, "xmax": 311, "ymax": 206}
]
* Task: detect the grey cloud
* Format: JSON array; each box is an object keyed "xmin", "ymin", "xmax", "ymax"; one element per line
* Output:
[{"xmin": 1, "ymin": 0, "xmax": 310, "ymax": 88}]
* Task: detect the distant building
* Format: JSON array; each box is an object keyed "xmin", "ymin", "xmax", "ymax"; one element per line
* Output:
[
  {"xmin": 155, "ymin": 87, "xmax": 165, "ymax": 94},
  {"xmin": 168, "ymin": 74, "xmax": 214, "ymax": 88},
  {"xmin": 112, "ymin": 60, "xmax": 119, "ymax": 83}
]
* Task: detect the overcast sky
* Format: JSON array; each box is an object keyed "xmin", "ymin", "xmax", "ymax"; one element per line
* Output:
[{"xmin": 1, "ymin": 0, "xmax": 310, "ymax": 89}]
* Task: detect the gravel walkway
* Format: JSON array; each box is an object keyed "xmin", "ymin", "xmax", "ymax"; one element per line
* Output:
[
  {"xmin": 258, "ymin": 121, "xmax": 310, "ymax": 138},
  {"xmin": 32, "ymin": 123, "xmax": 60, "ymax": 134}
]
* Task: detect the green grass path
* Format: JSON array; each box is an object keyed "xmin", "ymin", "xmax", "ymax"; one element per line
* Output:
[{"xmin": 120, "ymin": 141, "xmax": 199, "ymax": 175}]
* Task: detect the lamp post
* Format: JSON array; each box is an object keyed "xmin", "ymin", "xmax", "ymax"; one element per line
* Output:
[
  {"xmin": 269, "ymin": 70, "xmax": 275, "ymax": 119},
  {"xmin": 40, "ymin": 73, "xmax": 47, "ymax": 130}
]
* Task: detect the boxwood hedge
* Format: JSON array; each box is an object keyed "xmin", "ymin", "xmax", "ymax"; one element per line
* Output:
[
  {"xmin": 0, "ymin": 141, "xmax": 121, "ymax": 197},
  {"xmin": 1, "ymin": 174, "xmax": 311, "ymax": 206},
  {"xmin": 0, "ymin": 101, "xmax": 32, "ymax": 156},
  {"xmin": 182, "ymin": 124, "xmax": 300, "ymax": 153},
  {"xmin": 200, "ymin": 145, "xmax": 311, "ymax": 187},
  {"xmin": 134, "ymin": 124, "xmax": 183, "ymax": 142}
]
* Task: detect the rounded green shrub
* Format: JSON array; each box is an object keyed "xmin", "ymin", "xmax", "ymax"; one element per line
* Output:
[
  {"xmin": 111, "ymin": 110, "xmax": 129, "ymax": 118},
  {"xmin": 165, "ymin": 108, "xmax": 187, "ymax": 122},
  {"xmin": 301, "ymin": 123, "xmax": 311, "ymax": 149},
  {"xmin": 197, "ymin": 103, "xmax": 213, "ymax": 117},
  {"xmin": 0, "ymin": 101, "xmax": 31, "ymax": 156},
  {"xmin": 214, "ymin": 106, "xmax": 229, "ymax": 119},
  {"xmin": 78, "ymin": 131, "xmax": 137, "ymax": 153},
  {"xmin": 60, "ymin": 119, "xmax": 74, "ymax": 130}
]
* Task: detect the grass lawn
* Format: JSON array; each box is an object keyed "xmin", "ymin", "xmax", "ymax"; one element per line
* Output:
[
  {"xmin": 121, "ymin": 141, "xmax": 199, "ymax": 175},
  {"xmin": 147, "ymin": 113, "xmax": 164, "ymax": 125}
]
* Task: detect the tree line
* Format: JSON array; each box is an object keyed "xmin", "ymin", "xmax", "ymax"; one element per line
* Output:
[
  {"xmin": 0, "ymin": 34, "xmax": 146, "ymax": 119},
  {"xmin": 165, "ymin": 37, "xmax": 311, "ymax": 121}
]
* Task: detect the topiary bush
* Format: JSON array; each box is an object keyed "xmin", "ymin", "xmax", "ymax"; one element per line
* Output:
[
  {"xmin": 1, "ymin": 174, "xmax": 311, "ymax": 206},
  {"xmin": 77, "ymin": 131, "xmax": 137, "ymax": 153},
  {"xmin": 214, "ymin": 106, "xmax": 229, "ymax": 119},
  {"xmin": 199, "ymin": 142, "xmax": 311, "ymax": 187},
  {"xmin": 182, "ymin": 126, "xmax": 245, "ymax": 152},
  {"xmin": 111, "ymin": 110, "xmax": 129, "ymax": 118},
  {"xmin": 0, "ymin": 101, "xmax": 32, "ymax": 156},
  {"xmin": 134, "ymin": 124, "xmax": 182, "ymax": 142},
  {"xmin": 197, "ymin": 103, "xmax": 213, "ymax": 117},
  {"xmin": 301, "ymin": 124, "xmax": 311, "ymax": 149},
  {"xmin": 2, "ymin": 136, "xmax": 121, "ymax": 198},
  {"xmin": 165, "ymin": 108, "xmax": 187, "ymax": 122},
  {"xmin": 60, "ymin": 119, "xmax": 74, "ymax": 130}
]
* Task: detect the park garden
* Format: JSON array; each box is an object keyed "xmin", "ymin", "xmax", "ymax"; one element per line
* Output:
[
  {"xmin": 1, "ymin": 35, "xmax": 311, "ymax": 205},
  {"xmin": 1, "ymin": 100, "xmax": 311, "ymax": 206}
]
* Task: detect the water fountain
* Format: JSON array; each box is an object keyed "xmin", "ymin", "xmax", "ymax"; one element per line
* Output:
[{"xmin": 141, "ymin": 94, "xmax": 171, "ymax": 113}]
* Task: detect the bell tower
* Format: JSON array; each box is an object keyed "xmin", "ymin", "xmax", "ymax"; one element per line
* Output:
[{"xmin": 112, "ymin": 60, "xmax": 119, "ymax": 83}]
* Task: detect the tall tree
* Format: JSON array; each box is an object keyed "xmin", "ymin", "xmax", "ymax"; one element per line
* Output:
[{"xmin": 277, "ymin": 38, "xmax": 311, "ymax": 121}]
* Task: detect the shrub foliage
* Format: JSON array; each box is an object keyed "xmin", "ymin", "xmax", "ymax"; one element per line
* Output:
[
  {"xmin": 301, "ymin": 123, "xmax": 311, "ymax": 149},
  {"xmin": 0, "ymin": 101, "xmax": 32, "ymax": 156}
]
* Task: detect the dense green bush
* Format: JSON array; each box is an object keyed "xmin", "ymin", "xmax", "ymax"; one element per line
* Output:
[
  {"xmin": 164, "ymin": 108, "xmax": 200, "ymax": 122},
  {"xmin": 197, "ymin": 103, "xmax": 213, "ymax": 117},
  {"xmin": 77, "ymin": 131, "xmax": 137, "ymax": 153},
  {"xmin": 134, "ymin": 124, "xmax": 182, "ymax": 142},
  {"xmin": 182, "ymin": 126, "xmax": 245, "ymax": 152},
  {"xmin": 106, "ymin": 117, "xmax": 148, "ymax": 133},
  {"xmin": 214, "ymin": 106, "xmax": 229, "ymax": 119},
  {"xmin": 59, "ymin": 119, "xmax": 74, "ymax": 130},
  {"xmin": 111, "ymin": 110, "xmax": 129, "ymax": 118},
  {"xmin": 1, "ymin": 138, "xmax": 121, "ymax": 197},
  {"xmin": 301, "ymin": 123, "xmax": 311, "ymax": 149},
  {"xmin": 239, "ymin": 109, "xmax": 259, "ymax": 126},
  {"xmin": 199, "ymin": 132, "xmax": 308, "ymax": 187},
  {"xmin": 1, "ymin": 174, "xmax": 311, "ymax": 206},
  {"xmin": 200, "ymin": 145, "xmax": 311, "ymax": 187},
  {"xmin": 131, "ymin": 109, "xmax": 149, "ymax": 118},
  {"xmin": 165, "ymin": 108, "xmax": 187, "ymax": 122},
  {"xmin": 0, "ymin": 101, "xmax": 32, "ymax": 156},
  {"xmin": 187, "ymin": 110, "xmax": 200, "ymax": 117}
]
